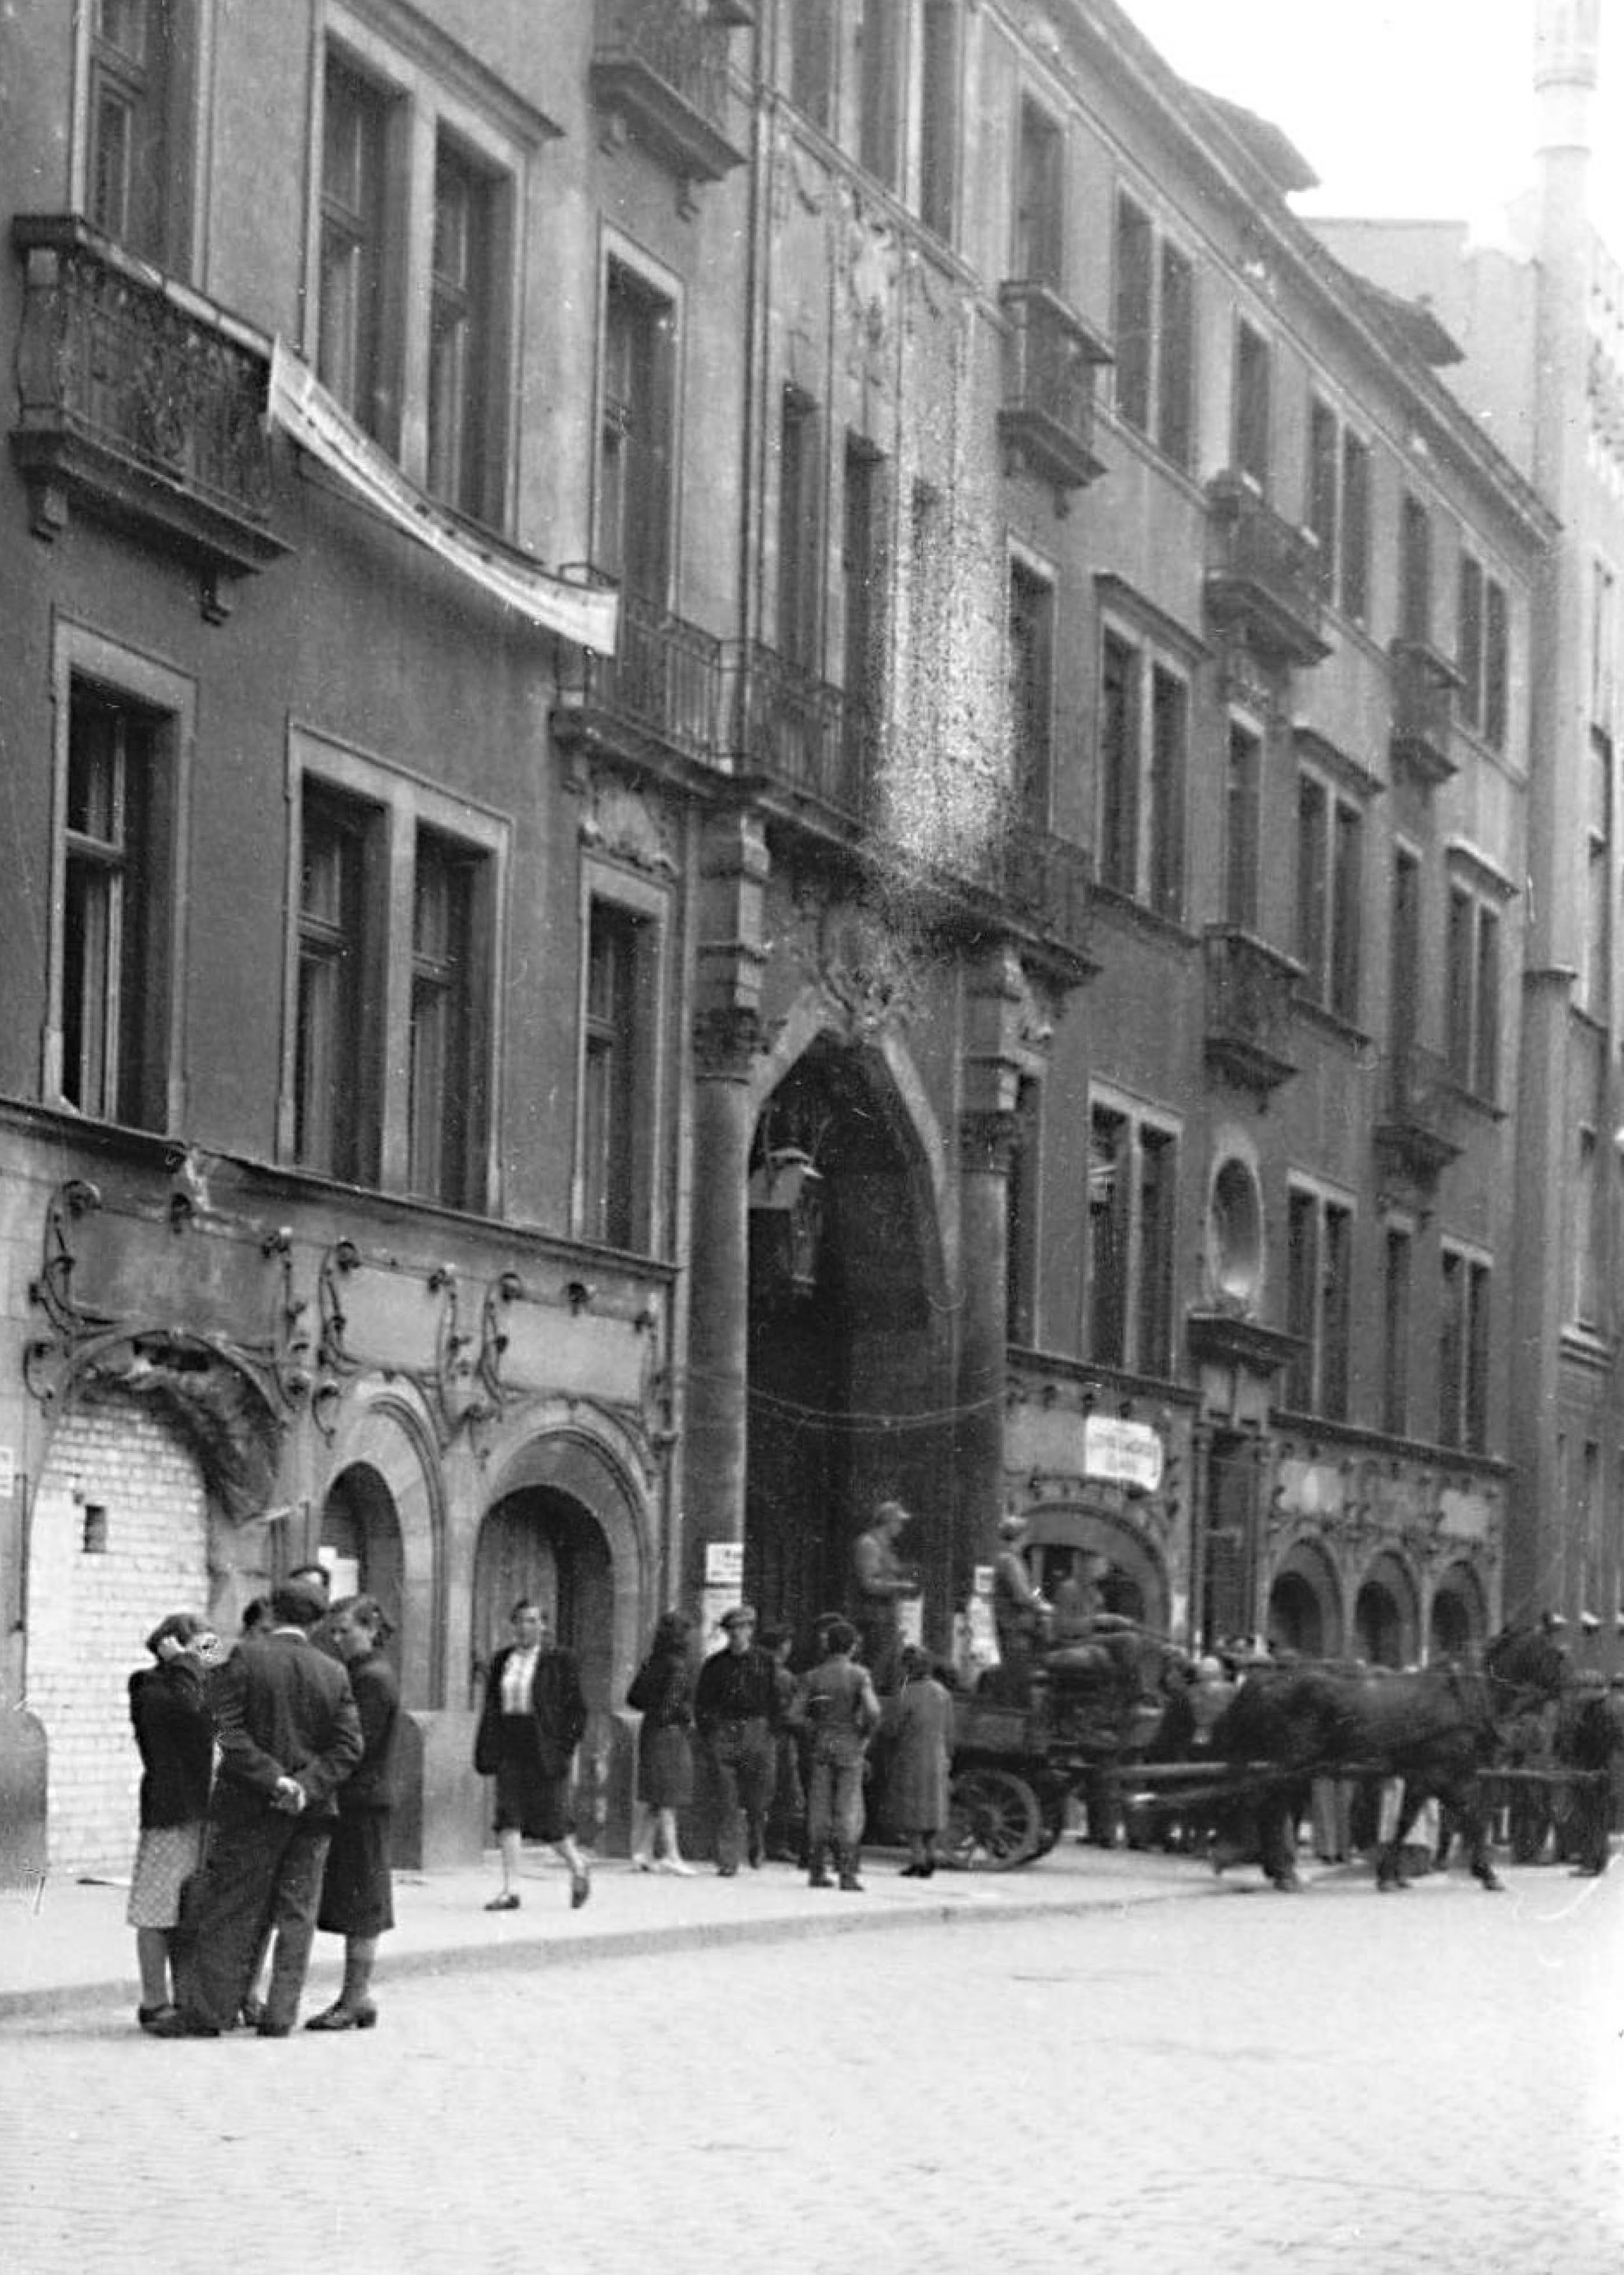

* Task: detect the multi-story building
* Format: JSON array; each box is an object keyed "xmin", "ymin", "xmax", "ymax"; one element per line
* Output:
[
  {"xmin": 1316, "ymin": 0, "xmax": 1624, "ymax": 1669},
  {"xmin": 0, "ymin": 0, "xmax": 1556, "ymax": 1878}
]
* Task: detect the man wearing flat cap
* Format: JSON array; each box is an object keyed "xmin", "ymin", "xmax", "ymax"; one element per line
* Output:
[
  {"xmin": 694, "ymin": 1605, "xmax": 779, "ymax": 1875},
  {"xmin": 154, "ymin": 1575, "xmax": 362, "ymax": 2037}
]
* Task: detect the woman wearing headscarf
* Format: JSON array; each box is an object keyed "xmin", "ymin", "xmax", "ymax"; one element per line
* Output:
[
  {"xmin": 127, "ymin": 1610, "xmax": 219, "ymax": 2031},
  {"xmin": 308, "ymin": 1594, "xmax": 401, "ymax": 2030},
  {"xmin": 625, "ymin": 1610, "xmax": 697, "ymax": 1874}
]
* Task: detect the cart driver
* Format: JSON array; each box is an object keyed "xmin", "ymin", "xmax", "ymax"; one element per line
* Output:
[{"xmin": 991, "ymin": 1511, "xmax": 1050, "ymax": 1687}]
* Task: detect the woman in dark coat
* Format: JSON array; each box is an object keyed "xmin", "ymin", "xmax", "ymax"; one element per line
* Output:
[
  {"xmin": 127, "ymin": 1609, "xmax": 219, "ymax": 2030},
  {"xmin": 626, "ymin": 1611, "xmax": 697, "ymax": 1874},
  {"xmin": 308, "ymin": 1595, "xmax": 400, "ymax": 2031},
  {"xmin": 475, "ymin": 1599, "xmax": 592, "ymax": 1910},
  {"xmin": 883, "ymin": 1645, "xmax": 954, "ymax": 1877}
]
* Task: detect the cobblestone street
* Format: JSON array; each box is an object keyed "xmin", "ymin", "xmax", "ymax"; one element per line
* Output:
[{"xmin": 5, "ymin": 1863, "xmax": 1619, "ymax": 2275}]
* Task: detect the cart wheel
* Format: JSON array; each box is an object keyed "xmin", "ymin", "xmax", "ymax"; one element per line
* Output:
[{"xmin": 943, "ymin": 1768, "xmax": 1044, "ymax": 1871}]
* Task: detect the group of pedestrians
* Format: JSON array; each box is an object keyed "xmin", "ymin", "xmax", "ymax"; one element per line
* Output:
[{"xmin": 128, "ymin": 1571, "xmax": 401, "ymax": 2039}]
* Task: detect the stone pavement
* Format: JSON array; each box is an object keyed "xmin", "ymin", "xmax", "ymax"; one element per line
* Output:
[
  {"xmin": 5, "ymin": 1856, "xmax": 1619, "ymax": 2275},
  {"xmin": 0, "ymin": 1836, "xmax": 1230, "ymax": 2023}
]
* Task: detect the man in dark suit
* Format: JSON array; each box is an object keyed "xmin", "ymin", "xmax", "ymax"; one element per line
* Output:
[{"xmin": 153, "ymin": 1577, "xmax": 362, "ymax": 2038}]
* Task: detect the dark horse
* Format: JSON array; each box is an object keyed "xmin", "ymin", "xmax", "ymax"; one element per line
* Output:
[{"xmin": 1208, "ymin": 1628, "xmax": 1569, "ymax": 1893}]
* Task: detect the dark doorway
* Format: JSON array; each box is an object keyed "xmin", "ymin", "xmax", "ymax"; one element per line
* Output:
[
  {"xmin": 745, "ymin": 1038, "xmax": 944, "ymax": 1645},
  {"xmin": 1353, "ymin": 1580, "xmax": 1405, "ymax": 1668},
  {"xmin": 319, "ymin": 1463, "xmax": 405, "ymax": 1669},
  {"xmin": 472, "ymin": 1486, "xmax": 614, "ymax": 1708},
  {"xmin": 1268, "ymin": 1569, "xmax": 1326, "ymax": 1659},
  {"xmin": 1201, "ymin": 1432, "xmax": 1256, "ymax": 1646}
]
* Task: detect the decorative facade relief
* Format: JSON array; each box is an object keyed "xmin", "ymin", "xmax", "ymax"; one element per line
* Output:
[{"xmin": 578, "ymin": 766, "xmax": 679, "ymax": 877}]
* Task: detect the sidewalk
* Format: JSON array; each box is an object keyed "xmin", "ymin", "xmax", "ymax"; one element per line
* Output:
[{"xmin": 0, "ymin": 1840, "xmax": 1231, "ymax": 2024}]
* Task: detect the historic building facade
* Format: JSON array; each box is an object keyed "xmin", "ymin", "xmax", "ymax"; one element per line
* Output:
[{"xmin": 0, "ymin": 0, "xmax": 1559, "ymax": 1874}]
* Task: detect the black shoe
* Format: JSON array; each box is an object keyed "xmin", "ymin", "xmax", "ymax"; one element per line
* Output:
[
  {"xmin": 238, "ymin": 1995, "xmax": 266, "ymax": 2030},
  {"xmin": 146, "ymin": 2009, "xmax": 220, "ymax": 2039},
  {"xmin": 305, "ymin": 2002, "xmax": 378, "ymax": 2032},
  {"xmin": 569, "ymin": 1869, "xmax": 592, "ymax": 1910},
  {"xmin": 746, "ymin": 1835, "xmax": 764, "ymax": 1869},
  {"xmin": 484, "ymin": 1891, "xmax": 520, "ymax": 1912},
  {"xmin": 716, "ymin": 1863, "xmax": 738, "ymax": 1878},
  {"xmin": 137, "ymin": 2003, "xmax": 178, "ymax": 2033},
  {"xmin": 256, "ymin": 2020, "xmax": 293, "ymax": 2039}
]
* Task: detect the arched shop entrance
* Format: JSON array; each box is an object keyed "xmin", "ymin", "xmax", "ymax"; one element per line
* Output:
[
  {"xmin": 1267, "ymin": 1537, "xmax": 1342, "ymax": 1660},
  {"xmin": 1428, "ymin": 1561, "xmax": 1488, "ymax": 1663},
  {"xmin": 1024, "ymin": 1506, "xmax": 1169, "ymax": 1637},
  {"xmin": 744, "ymin": 1038, "xmax": 948, "ymax": 1644},
  {"xmin": 472, "ymin": 1486, "xmax": 614, "ymax": 1710},
  {"xmin": 1353, "ymin": 1552, "xmax": 1419, "ymax": 1668},
  {"xmin": 318, "ymin": 1463, "xmax": 405, "ymax": 1665}
]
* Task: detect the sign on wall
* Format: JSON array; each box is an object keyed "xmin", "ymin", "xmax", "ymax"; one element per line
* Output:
[{"xmin": 1084, "ymin": 1415, "xmax": 1164, "ymax": 1493}]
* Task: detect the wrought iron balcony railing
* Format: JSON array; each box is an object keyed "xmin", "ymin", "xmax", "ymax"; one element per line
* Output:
[
  {"xmin": 1204, "ymin": 472, "xmax": 1330, "ymax": 670},
  {"xmin": 591, "ymin": 0, "xmax": 744, "ymax": 187},
  {"xmin": 996, "ymin": 281, "xmax": 1111, "ymax": 502},
  {"xmin": 553, "ymin": 581, "xmax": 723, "ymax": 772},
  {"xmin": 943, "ymin": 820, "xmax": 1094, "ymax": 970},
  {"xmin": 10, "ymin": 214, "xmax": 286, "ymax": 612},
  {"xmin": 1375, "ymin": 1042, "xmax": 1466, "ymax": 1182},
  {"xmin": 727, "ymin": 643, "xmax": 875, "ymax": 828},
  {"xmin": 1388, "ymin": 639, "xmax": 1459, "ymax": 789},
  {"xmin": 1203, "ymin": 925, "xmax": 1303, "ymax": 1097}
]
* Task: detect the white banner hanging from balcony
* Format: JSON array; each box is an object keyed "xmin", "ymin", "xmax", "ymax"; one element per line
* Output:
[{"xmin": 267, "ymin": 342, "xmax": 618, "ymax": 654}]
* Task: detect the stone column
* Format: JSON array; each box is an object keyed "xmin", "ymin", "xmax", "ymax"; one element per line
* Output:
[
  {"xmin": 955, "ymin": 1106, "xmax": 1018, "ymax": 1596},
  {"xmin": 682, "ymin": 813, "xmax": 770, "ymax": 1606}
]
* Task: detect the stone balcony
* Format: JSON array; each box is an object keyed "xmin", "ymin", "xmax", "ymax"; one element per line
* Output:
[
  {"xmin": 552, "ymin": 580, "xmax": 725, "ymax": 789},
  {"xmin": 1203, "ymin": 472, "xmax": 1331, "ymax": 671},
  {"xmin": 591, "ymin": 0, "xmax": 745, "ymax": 190},
  {"xmin": 727, "ymin": 642, "xmax": 875, "ymax": 835},
  {"xmin": 996, "ymin": 281, "xmax": 1112, "ymax": 506},
  {"xmin": 1203, "ymin": 925, "xmax": 1304, "ymax": 1099},
  {"xmin": 10, "ymin": 214, "xmax": 287, "ymax": 617},
  {"xmin": 1388, "ymin": 639, "xmax": 1459, "ymax": 789},
  {"xmin": 1374, "ymin": 1043, "xmax": 1466, "ymax": 1185}
]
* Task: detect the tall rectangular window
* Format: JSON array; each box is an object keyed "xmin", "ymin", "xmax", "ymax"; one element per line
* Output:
[
  {"xmin": 1112, "ymin": 196, "xmax": 1153, "ymax": 433},
  {"xmin": 856, "ymin": 0, "xmax": 902, "ymax": 189},
  {"xmin": 1456, "ymin": 554, "xmax": 1484, "ymax": 731},
  {"xmin": 1341, "ymin": 432, "xmax": 1371, "ymax": 624},
  {"xmin": 1285, "ymin": 1189, "xmax": 1317, "ymax": 1412},
  {"xmin": 1391, "ymin": 847, "xmax": 1420, "ymax": 1059},
  {"xmin": 841, "ymin": 435, "xmax": 883, "ymax": 705},
  {"xmin": 1585, "ymin": 729, "xmax": 1612, "ymax": 1018},
  {"xmin": 1013, "ymin": 99, "xmax": 1063, "ymax": 288},
  {"xmin": 918, "ymin": 2, "xmax": 960, "ymax": 240},
  {"xmin": 88, "ymin": 0, "xmax": 192, "ymax": 270},
  {"xmin": 1233, "ymin": 321, "xmax": 1271, "ymax": 491},
  {"xmin": 1088, "ymin": 1107, "xmax": 1128, "ymax": 1369},
  {"xmin": 1088, "ymin": 1104, "xmax": 1177, "ymax": 1376},
  {"xmin": 1098, "ymin": 628, "xmax": 1186, "ymax": 919},
  {"xmin": 1009, "ymin": 561, "xmax": 1055, "ymax": 825},
  {"xmin": 319, "ymin": 53, "xmax": 395, "ymax": 445},
  {"xmin": 1440, "ymin": 1252, "xmax": 1492, "ymax": 1452},
  {"xmin": 1575, "ymin": 1126, "xmax": 1600, "ymax": 1330},
  {"xmin": 1400, "ymin": 495, "xmax": 1433, "ymax": 647},
  {"xmin": 1446, "ymin": 881, "xmax": 1501, "ymax": 1103},
  {"xmin": 1286, "ymin": 1187, "xmax": 1353, "ymax": 1418},
  {"xmin": 1006, "ymin": 1077, "xmax": 1041, "ymax": 1346},
  {"xmin": 1592, "ymin": 558, "xmax": 1618, "ymax": 728},
  {"xmin": 296, "ymin": 788, "xmax": 379, "ymax": 1183},
  {"xmin": 408, "ymin": 830, "xmax": 483, "ymax": 1208},
  {"xmin": 1225, "ymin": 722, "xmax": 1261, "ymax": 930},
  {"xmin": 1383, "ymin": 1226, "xmax": 1412, "ymax": 1437},
  {"xmin": 428, "ymin": 139, "xmax": 499, "ymax": 521},
  {"xmin": 1306, "ymin": 399, "xmax": 1339, "ymax": 599},
  {"xmin": 582, "ymin": 901, "xmax": 652, "ymax": 1250},
  {"xmin": 790, "ymin": 0, "xmax": 836, "ymax": 130},
  {"xmin": 1321, "ymin": 1202, "xmax": 1353, "ymax": 1421},
  {"xmin": 1484, "ymin": 580, "xmax": 1509, "ymax": 749},
  {"xmin": 63, "ymin": 683, "xmax": 166, "ymax": 1128},
  {"xmin": 1157, "ymin": 241, "xmax": 1194, "ymax": 472},
  {"xmin": 1297, "ymin": 774, "xmax": 1328, "ymax": 997},
  {"xmin": 778, "ymin": 388, "xmax": 823, "ymax": 670},
  {"xmin": 599, "ymin": 263, "xmax": 675, "ymax": 602}
]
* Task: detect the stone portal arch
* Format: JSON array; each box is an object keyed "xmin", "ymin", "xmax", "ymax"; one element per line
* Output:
[
  {"xmin": 1428, "ymin": 1560, "xmax": 1489, "ymax": 1662},
  {"xmin": 1020, "ymin": 1504, "xmax": 1170, "ymax": 1636},
  {"xmin": 744, "ymin": 1029, "xmax": 951, "ymax": 1639},
  {"xmin": 1353, "ymin": 1551, "xmax": 1421, "ymax": 1668},
  {"xmin": 321, "ymin": 1387, "xmax": 446, "ymax": 1707},
  {"xmin": 1268, "ymin": 1536, "xmax": 1343, "ymax": 1659}
]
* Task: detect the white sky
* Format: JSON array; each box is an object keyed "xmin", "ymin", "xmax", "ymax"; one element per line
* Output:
[{"xmin": 1118, "ymin": 0, "xmax": 1624, "ymax": 244}]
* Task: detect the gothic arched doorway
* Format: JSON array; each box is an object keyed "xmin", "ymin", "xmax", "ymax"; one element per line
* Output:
[
  {"xmin": 472, "ymin": 1486, "xmax": 614, "ymax": 1711},
  {"xmin": 745, "ymin": 1037, "xmax": 947, "ymax": 1643},
  {"xmin": 319, "ymin": 1463, "xmax": 405, "ymax": 1666},
  {"xmin": 1353, "ymin": 1553, "xmax": 1418, "ymax": 1668},
  {"xmin": 1428, "ymin": 1561, "xmax": 1488, "ymax": 1663},
  {"xmin": 1268, "ymin": 1538, "xmax": 1341, "ymax": 1660}
]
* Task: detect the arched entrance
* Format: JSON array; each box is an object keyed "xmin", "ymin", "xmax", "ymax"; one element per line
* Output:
[
  {"xmin": 1268, "ymin": 1538, "xmax": 1341, "ymax": 1659},
  {"xmin": 1353, "ymin": 1552, "xmax": 1419, "ymax": 1668},
  {"xmin": 745, "ymin": 1037, "xmax": 947, "ymax": 1640},
  {"xmin": 1024, "ymin": 1506, "xmax": 1168, "ymax": 1635},
  {"xmin": 319, "ymin": 1463, "xmax": 405, "ymax": 1667},
  {"xmin": 1428, "ymin": 1561, "xmax": 1488, "ymax": 1663},
  {"xmin": 473, "ymin": 1488, "xmax": 614, "ymax": 1710}
]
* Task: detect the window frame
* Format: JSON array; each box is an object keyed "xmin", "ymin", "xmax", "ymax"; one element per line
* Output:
[
  {"xmin": 1012, "ymin": 92, "xmax": 1065, "ymax": 290},
  {"xmin": 1294, "ymin": 758, "xmax": 1365, "ymax": 1025},
  {"xmin": 1096, "ymin": 585, "xmax": 1200, "ymax": 922},
  {"xmin": 1231, "ymin": 317, "xmax": 1272, "ymax": 494},
  {"xmin": 1438, "ymin": 1243, "xmax": 1492, "ymax": 1453},
  {"xmin": 1442, "ymin": 848, "xmax": 1510, "ymax": 1107},
  {"xmin": 281, "ymin": 724, "xmax": 507, "ymax": 1211},
  {"xmin": 574, "ymin": 857, "xmax": 670, "ymax": 1255},
  {"xmin": 1008, "ymin": 547, "xmax": 1056, "ymax": 828},
  {"xmin": 1087, "ymin": 1092, "xmax": 1180, "ymax": 1377},
  {"xmin": 309, "ymin": 8, "xmax": 531, "ymax": 530},
  {"xmin": 596, "ymin": 245, "xmax": 681, "ymax": 606},
  {"xmin": 47, "ymin": 621, "xmax": 195, "ymax": 1133},
  {"xmin": 1284, "ymin": 1179, "xmax": 1356, "ymax": 1422},
  {"xmin": 1110, "ymin": 194, "xmax": 1197, "ymax": 475},
  {"xmin": 79, "ymin": 0, "xmax": 205, "ymax": 276}
]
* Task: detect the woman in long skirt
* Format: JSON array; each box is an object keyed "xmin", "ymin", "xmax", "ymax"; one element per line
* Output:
[
  {"xmin": 127, "ymin": 1611, "xmax": 219, "ymax": 2030},
  {"xmin": 308, "ymin": 1595, "xmax": 401, "ymax": 2030}
]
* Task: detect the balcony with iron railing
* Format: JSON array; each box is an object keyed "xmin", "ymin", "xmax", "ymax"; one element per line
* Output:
[
  {"xmin": 10, "ymin": 214, "xmax": 287, "ymax": 615},
  {"xmin": 996, "ymin": 281, "xmax": 1112, "ymax": 504},
  {"xmin": 1203, "ymin": 472, "xmax": 1331, "ymax": 670},
  {"xmin": 1374, "ymin": 1041, "xmax": 1466, "ymax": 1183},
  {"xmin": 591, "ymin": 0, "xmax": 745, "ymax": 188},
  {"xmin": 947, "ymin": 819, "xmax": 1094, "ymax": 976},
  {"xmin": 1203, "ymin": 926, "xmax": 1304, "ymax": 1099},
  {"xmin": 726, "ymin": 643, "xmax": 876, "ymax": 834},
  {"xmin": 552, "ymin": 579, "xmax": 725, "ymax": 783},
  {"xmin": 1388, "ymin": 639, "xmax": 1459, "ymax": 789}
]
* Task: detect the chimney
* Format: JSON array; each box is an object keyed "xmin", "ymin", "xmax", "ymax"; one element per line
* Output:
[{"xmin": 1534, "ymin": 0, "xmax": 1600, "ymax": 152}]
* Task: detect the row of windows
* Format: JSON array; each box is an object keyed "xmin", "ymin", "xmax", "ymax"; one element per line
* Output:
[
  {"xmin": 58, "ymin": 664, "xmax": 658, "ymax": 1247},
  {"xmin": 1011, "ymin": 1102, "xmax": 1494, "ymax": 1452}
]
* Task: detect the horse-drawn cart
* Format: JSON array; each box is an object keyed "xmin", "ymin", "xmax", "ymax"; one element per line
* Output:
[{"xmin": 942, "ymin": 1653, "xmax": 1167, "ymax": 1869}]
